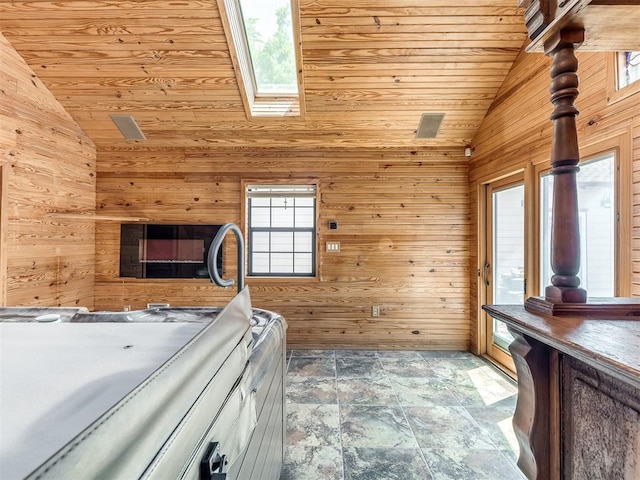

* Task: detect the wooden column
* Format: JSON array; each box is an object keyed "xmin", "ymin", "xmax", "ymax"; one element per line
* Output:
[
  {"xmin": 544, "ymin": 28, "xmax": 586, "ymax": 304},
  {"xmin": 522, "ymin": 28, "xmax": 640, "ymax": 315},
  {"xmin": 525, "ymin": 28, "xmax": 588, "ymax": 315}
]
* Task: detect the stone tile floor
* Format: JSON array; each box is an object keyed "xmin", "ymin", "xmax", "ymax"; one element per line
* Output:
[{"xmin": 279, "ymin": 349, "xmax": 526, "ymax": 480}]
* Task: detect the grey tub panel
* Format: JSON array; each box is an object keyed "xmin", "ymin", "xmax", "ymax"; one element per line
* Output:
[{"xmin": 229, "ymin": 314, "xmax": 287, "ymax": 480}]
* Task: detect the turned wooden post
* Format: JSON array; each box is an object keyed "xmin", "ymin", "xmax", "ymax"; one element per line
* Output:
[
  {"xmin": 544, "ymin": 28, "xmax": 587, "ymax": 304},
  {"xmin": 525, "ymin": 27, "xmax": 587, "ymax": 315}
]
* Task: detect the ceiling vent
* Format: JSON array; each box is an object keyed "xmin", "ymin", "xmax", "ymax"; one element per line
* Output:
[
  {"xmin": 415, "ymin": 113, "xmax": 444, "ymax": 139},
  {"xmin": 110, "ymin": 114, "xmax": 146, "ymax": 140}
]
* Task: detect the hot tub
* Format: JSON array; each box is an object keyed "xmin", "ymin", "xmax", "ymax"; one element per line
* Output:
[{"xmin": 0, "ymin": 288, "xmax": 286, "ymax": 480}]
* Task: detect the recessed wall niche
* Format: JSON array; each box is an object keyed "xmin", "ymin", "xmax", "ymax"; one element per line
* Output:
[{"xmin": 119, "ymin": 224, "xmax": 223, "ymax": 279}]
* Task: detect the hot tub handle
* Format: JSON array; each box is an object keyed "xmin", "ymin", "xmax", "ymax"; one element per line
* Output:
[
  {"xmin": 207, "ymin": 223, "xmax": 245, "ymax": 293},
  {"xmin": 199, "ymin": 441, "xmax": 227, "ymax": 480}
]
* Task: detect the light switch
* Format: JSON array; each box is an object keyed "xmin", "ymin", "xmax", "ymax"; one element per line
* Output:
[{"xmin": 326, "ymin": 241, "xmax": 340, "ymax": 252}]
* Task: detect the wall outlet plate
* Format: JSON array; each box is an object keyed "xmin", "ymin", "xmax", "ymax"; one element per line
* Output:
[{"xmin": 326, "ymin": 241, "xmax": 340, "ymax": 252}]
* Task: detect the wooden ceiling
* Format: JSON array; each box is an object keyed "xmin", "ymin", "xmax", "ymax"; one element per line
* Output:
[{"xmin": 0, "ymin": 1, "xmax": 528, "ymax": 150}]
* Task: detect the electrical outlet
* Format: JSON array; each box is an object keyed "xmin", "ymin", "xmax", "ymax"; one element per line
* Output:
[{"xmin": 371, "ymin": 305, "xmax": 380, "ymax": 317}]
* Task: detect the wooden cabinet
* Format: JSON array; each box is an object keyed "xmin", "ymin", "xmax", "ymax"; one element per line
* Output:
[
  {"xmin": 562, "ymin": 357, "xmax": 640, "ymax": 478},
  {"xmin": 484, "ymin": 304, "xmax": 640, "ymax": 479}
]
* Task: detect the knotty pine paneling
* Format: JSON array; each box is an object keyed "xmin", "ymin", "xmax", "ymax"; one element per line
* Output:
[
  {"xmin": 95, "ymin": 149, "xmax": 470, "ymax": 350},
  {"xmin": 633, "ymin": 118, "xmax": 640, "ymax": 296},
  {"xmin": 0, "ymin": 33, "xmax": 96, "ymax": 308},
  {"xmin": 0, "ymin": 1, "xmax": 526, "ymax": 150},
  {"xmin": 469, "ymin": 47, "xmax": 640, "ymax": 353}
]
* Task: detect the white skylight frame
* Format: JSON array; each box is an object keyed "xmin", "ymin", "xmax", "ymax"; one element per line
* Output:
[{"xmin": 218, "ymin": 0, "xmax": 305, "ymax": 118}]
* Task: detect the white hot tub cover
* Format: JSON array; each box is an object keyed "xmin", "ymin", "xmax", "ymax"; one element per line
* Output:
[{"xmin": 0, "ymin": 288, "xmax": 254, "ymax": 479}]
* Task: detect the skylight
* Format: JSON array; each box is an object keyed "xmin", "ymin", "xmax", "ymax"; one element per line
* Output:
[
  {"xmin": 238, "ymin": 0, "xmax": 298, "ymax": 95},
  {"xmin": 218, "ymin": 0, "xmax": 304, "ymax": 117}
]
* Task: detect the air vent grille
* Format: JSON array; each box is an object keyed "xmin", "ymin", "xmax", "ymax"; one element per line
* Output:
[
  {"xmin": 415, "ymin": 113, "xmax": 444, "ymax": 139},
  {"xmin": 110, "ymin": 115, "xmax": 146, "ymax": 140}
]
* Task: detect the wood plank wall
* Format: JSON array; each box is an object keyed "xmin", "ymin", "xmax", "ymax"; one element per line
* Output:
[
  {"xmin": 0, "ymin": 33, "xmax": 96, "ymax": 308},
  {"xmin": 95, "ymin": 148, "xmax": 470, "ymax": 350},
  {"xmin": 469, "ymin": 47, "xmax": 640, "ymax": 353}
]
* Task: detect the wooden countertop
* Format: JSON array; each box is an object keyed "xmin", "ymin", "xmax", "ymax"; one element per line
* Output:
[{"xmin": 483, "ymin": 303, "xmax": 640, "ymax": 390}]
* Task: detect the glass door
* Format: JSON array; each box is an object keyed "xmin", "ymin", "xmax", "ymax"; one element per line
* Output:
[{"xmin": 485, "ymin": 176, "xmax": 525, "ymax": 369}]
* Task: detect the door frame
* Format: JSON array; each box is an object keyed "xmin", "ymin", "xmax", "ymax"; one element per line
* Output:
[{"xmin": 478, "ymin": 168, "xmax": 532, "ymax": 375}]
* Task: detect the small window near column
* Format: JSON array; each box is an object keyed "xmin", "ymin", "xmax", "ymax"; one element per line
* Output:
[
  {"xmin": 618, "ymin": 51, "xmax": 640, "ymax": 89},
  {"xmin": 607, "ymin": 51, "xmax": 640, "ymax": 104}
]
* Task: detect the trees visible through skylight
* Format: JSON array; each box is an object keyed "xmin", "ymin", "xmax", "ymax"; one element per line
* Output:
[
  {"xmin": 218, "ymin": 0, "xmax": 303, "ymax": 117},
  {"xmin": 239, "ymin": 0, "xmax": 298, "ymax": 95}
]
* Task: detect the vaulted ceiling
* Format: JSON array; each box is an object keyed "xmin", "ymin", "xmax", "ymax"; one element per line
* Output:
[{"xmin": 0, "ymin": 1, "xmax": 528, "ymax": 150}]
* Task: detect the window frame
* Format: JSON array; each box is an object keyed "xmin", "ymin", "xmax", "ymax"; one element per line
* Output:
[
  {"xmin": 242, "ymin": 180, "xmax": 319, "ymax": 279},
  {"xmin": 533, "ymin": 134, "xmax": 632, "ymax": 297},
  {"xmin": 606, "ymin": 51, "xmax": 640, "ymax": 105},
  {"xmin": 537, "ymin": 153, "xmax": 617, "ymax": 296},
  {"xmin": 217, "ymin": 0, "xmax": 306, "ymax": 118}
]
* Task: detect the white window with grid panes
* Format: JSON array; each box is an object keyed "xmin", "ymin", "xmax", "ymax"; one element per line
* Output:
[{"xmin": 246, "ymin": 184, "xmax": 316, "ymax": 276}]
